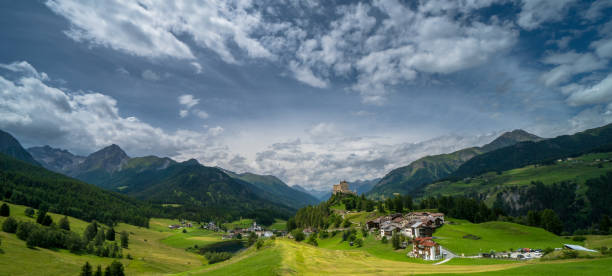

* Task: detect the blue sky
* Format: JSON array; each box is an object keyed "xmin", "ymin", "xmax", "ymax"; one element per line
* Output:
[{"xmin": 1, "ymin": 0, "xmax": 612, "ymax": 190}]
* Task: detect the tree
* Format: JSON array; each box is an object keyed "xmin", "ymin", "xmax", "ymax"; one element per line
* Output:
[
  {"xmin": 381, "ymin": 236, "xmax": 388, "ymax": 244},
  {"xmin": 354, "ymin": 238, "xmax": 363, "ymax": 247},
  {"xmin": 94, "ymin": 228, "xmax": 106, "ymax": 246},
  {"xmin": 2, "ymin": 216, "xmax": 18, "ymax": 233},
  {"xmin": 36, "ymin": 205, "xmax": 49, "ymax": 225},
  {"xmin": 94, "ymin": 265, "xmax": 102, "ymax": 276},
  {"xmin": 0, "ymin": 203, "xmax": 9, "ymax": 217},
  {"xmin": 256, "ymin": 239, "xmax": 265, "ymax": 249},
  {"xmin": 106, "ymin": 227, "xmax": 116, "ymax": 241},
  {"xmin": 84, "ymin": 221, "xmax": 98, "ymax": 242},
  {"xmin": 307, "ymin": 234, "xmax": 318, "ymax": 246},
  {"xmin": 24, "ymin": 207, "xmax": 35, "ymax": 217},
  {"xmin": 247, "ymin": 232, "xmax": 257, "ymax": 246},
  {"xmin": 120, "ymin": 231, "xmax": 129, "ymax": 248},
  {"xmin": 342, "ymin": 219, "xmax": 351, "ymax": 228},
  {"xmin": 391, "ymin": 232, "xmax": 400, "ymax": 250},
  {"xmin": 108, "ymin": 260, "xmax": 125, "ymax": 276},
  {"xmin": 80, "ymin": 262, "xmax": 93, "ymax": 276},
  {"xmin": 540, "ymin": 209, "xmax": 563, "ymax": 235},
  {"xmin": 600, "ymin": 215, "xmax": 611, "ymax": 234},
  {"xmin": 377, "ymin": 201, "xmax": 385, "ymax": 213},
  {"xmin": 527, "ymin": 210, "xmax": 540, "ymax": 227},
  {"xmin": 59, "ymin": 216, "xmax": 70, "ymax": 231},
  {"xmin": 41, "ymin": 215, "xmax": 53, "ymax": 226}
]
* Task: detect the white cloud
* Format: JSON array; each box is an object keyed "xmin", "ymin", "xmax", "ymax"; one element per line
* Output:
[
  {"xmin": 516, "ymin": 0, "xmax": 577, "ymax": 30},
  {"xmin": 0, "ymin": 61, "xmax": 226, "ymax": 161},
  {"xmin": 194, "ymin": 110, "xmax": 209, "ymax": 119},
  {"xmin": 178, "ymin": 94, "xmax": 199, "ymax": 109},
  {"xmin": 592, "ymin": 38, "xmax": 612, "ymax": 59},
  {"xmin": 566, "ymin": 73, "xmax": 612, "ymax": 106},
  {"xmin": 0, "ymin": 61, "xmax": 49, "ymax": 80},
  {"xmin": 289, "ymin": 61, "xmax": 328, "ymax": 88},
  {"xmin": 141, "ymin": 69, "xmax": 160, "ymax": 81},
  {"xmin": 540, "ymin": 52, "xmax": 607, "ymax": 86},
  {"xmin": 191, "ymin": 62, "xmax": 203, "ymax": 74},
  {"xmin": 179, "ymin": 109, "xmax": 189, "ymax": 118},
  {"xmin": 45, "ymin": 0, "xmax": 272, "ymax": 63}
]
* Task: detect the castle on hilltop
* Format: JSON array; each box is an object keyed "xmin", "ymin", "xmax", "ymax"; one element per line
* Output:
[{"xmin": 332, "ymin": 180, "xmax": 356, "ymax": 195}]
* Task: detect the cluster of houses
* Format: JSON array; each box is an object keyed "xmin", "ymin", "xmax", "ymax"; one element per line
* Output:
[
  {"xmin": 366, "ymin": 212, "xmax": 445, "ymax": 260},
  {"xmin": 168, "ymin": 220, "xmax": 193, "ymax": 230},
  {"xmin": 223, "ymin": 221, "xmax": 276, "ymax": 240}
]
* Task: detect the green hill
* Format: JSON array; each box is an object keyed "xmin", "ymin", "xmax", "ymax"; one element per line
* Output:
[
  {"xmin": 0, "ymin": 129, "xmax": 40, "ymax": 166},
  {"xmin": 451, "ymin": 123, "xmax": 612, "ymax": 179},
  {"xmin": 368, "ymin": 130, "xmax": 542, "ymax": 199},
  {"xmin": 433, "ymin": 219, "xmax": 569, "ymax": 256},
  {"xmin": 0, "ymin": 153, "xmax": 152, "ymax": 226},
  {"xmin": 223, "ymin": 171, "xmax": 320, "ymax": 209}
]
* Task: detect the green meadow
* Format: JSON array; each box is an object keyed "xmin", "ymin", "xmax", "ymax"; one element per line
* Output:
[{"xmin": 434, "ymin": 219, "xmax": 571, "ymax": 256}]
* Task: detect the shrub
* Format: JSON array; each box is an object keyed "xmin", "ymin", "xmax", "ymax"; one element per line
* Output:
[
  {"xmin": 381, "ymin": 236, "xmax": 388, "ymax": 244},
  {"xmin": 256, "ymin": 239, "xmax": 264, "ymax": 250},
  {"xmin": 572, "ymin": 236, "xmax": 586, "ymax": 242},
  {"xmin": 561, "ymin": 250, "xmax": 579, "ymax": 259},
  {"xmin": 307, "ymin": 234, "xmax": 318, "ymax": 246},
  {"xmin": 2, "ymin": 217, "xmax": 18, "ymax": 233},
  {"xmin": 24, "ymin": 208, "xmax": 35, "ymax": 218},
  {"xmin": 0, "ymin": 203, "xmax": 10, "ymax": 217},
  {"xmin": 204, "ymin": 251, "xmax": 232, "ymax": 264},
  {"xmin": 354, "ymin": 238, "xmax": 363, "ymax": 247}
]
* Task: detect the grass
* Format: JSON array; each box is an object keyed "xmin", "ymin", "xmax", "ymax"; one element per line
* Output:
[
  {"xmin": 161, "ymin": 228, "xmax": 223, "ymax": 249},
  {"xmin": 268, "ymin": 219, "xmax": 287, "ymax": 231},
  {"xmin": 317, "ymin": 231, "xmax": 434, "ymax": 263},
  {"xmin": 585, "ymin": 235, "xmax": 612, "ymax": 249},
  {"xmin": 428, "ymin": 258, "xmax": 612, "ymax": 275},
  {"xmin": 222, "ymin": 218, "xmax": 254, "ymax": 230},
  {"xmin": 434, "ymin": 219, "xmax": 569, "ymax": 256},
  {"xmin": 0, "ymin": 201, "xmax": 204, "ymax": 275},
  {"xmin": 424, "ymin": 152, "xmax": 612, "ymax": 202},
  {"xmin": 441, "ymin": 258, "xmax": 521, "ymax": 266}
]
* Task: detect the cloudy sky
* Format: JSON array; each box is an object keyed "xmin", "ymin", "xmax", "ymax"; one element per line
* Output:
[{"xmin": 1, "ymin": 0, "xmax": 612, "ymax": 190}]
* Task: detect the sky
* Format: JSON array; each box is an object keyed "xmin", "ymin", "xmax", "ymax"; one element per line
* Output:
[{"xmin": 1, "ymin": 0, "xmax": 612, "ymax": 191}]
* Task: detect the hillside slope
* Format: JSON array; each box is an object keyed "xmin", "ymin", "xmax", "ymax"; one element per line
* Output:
[
  {"xmin": 223, "ymin": 171, "xmax": 319, "ymax": 209},
  {"xmin": 451, "ymin": 123, "xmax": 612, "ymax": 179},
  {"xmin": 367, "ymin": 130, "xmax": 542, "ymax": 199},
  {"xmin": 0, "ymin": 129, "xmax": 40, "ymax": 166}
]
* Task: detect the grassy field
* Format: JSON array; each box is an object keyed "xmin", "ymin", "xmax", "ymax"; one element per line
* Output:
[
  {"xmin": 222, "ymin": 218, "xmax": 254, "ymax": 230},
  {"xmin": 429, "ymin": 258, "xmax": 612, "ymax": 275},
  {"xmin": 0, "ymin": 201, "xmax": 205, "ymax": 275},
  {"xmin": 424, "ymin": 152, "xmax": 612, "ymax": 202},
  {"xmin": 585, "ymin": 235, "xmax": 612, "ymax": 249},
  {"xmin": 433, "ymin": 219, "xmax": 570, "ymax": 256},
  {"xmin": 268, "ymin": 219, "xmax": 287, "ymax": 231}
]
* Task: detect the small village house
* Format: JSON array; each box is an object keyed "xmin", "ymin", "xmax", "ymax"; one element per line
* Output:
[{"xmin": 410, "ymin": 237, "xmax": 442, "ymax": 260}]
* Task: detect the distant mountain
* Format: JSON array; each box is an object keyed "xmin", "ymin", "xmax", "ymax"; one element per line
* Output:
[
  {"xmin": 349, "ymin": 178, "xmax": 380, "ymax": 195},
  {"xmin": 451, "ymin": 123, "xmax": 612, "ymax": 179},
  {"xmin": 70, "ymin": 144, "xmax": 130, "ymax": 184},
  {"xmin": 480, "ymin": 129, "xmax": 544, "ymax": 152},
  {"xmin": 119, "ymin": 159, "xmax": 294, "ymax": 222},
  {"xmin": 292, "ymin": 185, "xmax": 330, "ymax": 202},
  {"xmin": 0, "ymin": 130, "xmax": 153, "ymax": 226},
  {"xmin": 28, "ymin": 143, "xmax": 296, "ymax": 221},
  {"xmin": 222, "ymin": 171, "xmax": 319, "ymax": 209},
  {"xmin": 0, "ymin": 129, "xmax": 40, "ymax": 166},
  {"xmin": 367, "ymin": 129, "xmax": 542, "ymax": 199},
  {"xmin": 28, "ymin": 145, "xmax": 85, "ymax": 172}
]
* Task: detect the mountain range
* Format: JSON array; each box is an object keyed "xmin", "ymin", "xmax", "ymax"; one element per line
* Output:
[
  {"xmin": 367, "ymin": 129, "xmax": 544, "ymax": 199},
  {"xmin": 27, "ymin": 141, "xmax": 318, "ymax": 212}
]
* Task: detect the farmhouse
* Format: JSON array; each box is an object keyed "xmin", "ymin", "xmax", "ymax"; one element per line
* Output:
[{"xmin": 410, "ymin": 237, "xmax": 442, "ymax": 260}]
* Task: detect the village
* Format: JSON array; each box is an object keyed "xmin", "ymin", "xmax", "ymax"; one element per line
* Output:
[{"xmin": 165, "ymin": 180, "xmax": 601, "ymax": 264}]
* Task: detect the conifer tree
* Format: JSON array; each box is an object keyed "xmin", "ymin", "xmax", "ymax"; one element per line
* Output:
[
  {"xmin": 106, "ymin": 227, "xmax": 116, "ymax": 241},
  {"xmin": 120, "ymin": 231, "xmax": 129, "ymax": 248},
  {"xmin": 59, "ymin": 216, "xmax": 70, "ymax": 231},
  {"xmin": 80, "ymin": 262, "xmax": 92, "ymax": 276},
  {"xmin": 0, "ymin": 203, "xmax": 9, "ymax": 217}
]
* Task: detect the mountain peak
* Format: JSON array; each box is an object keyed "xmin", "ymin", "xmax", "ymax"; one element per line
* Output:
[
  {"xmin": 481, "ymin": 129, "xmax": 543, "ymax": 152},
  {"xmin": 78, "ymin": 144, "xmax": 130, "ymax": 173},
  {"xmin": 0, "ymin": 129, "xmax": 40, "ymax": 166}
]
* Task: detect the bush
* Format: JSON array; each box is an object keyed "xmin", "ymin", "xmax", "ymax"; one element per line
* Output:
[
  {"xmin": 307, "ymin": 234, "xmax": 318, "ymax": 246},
  {"xmin": 381, "ymin": 236, "xmax": 388, "ymax": 244},
  {"xmin": 543, "ymin": 247, "xmax": 554, "ymax": 255},
  {"xmin": 319, "ymin": 231, "xmax": 329, "ymax": 239},
  {"xmin": 256, "ymin": 239, "xmax": 264, "ymax": 250},
  {"xmin": 561, "ymin": 250, "xmax": 579, "ymax": 259},
  {"xmin": 24, "ymin": 207, "xmax": 35, "ymax": 218},
  {"xmin": 204, "ymin": 251, "xmax": 232, "ymax": 264},
  {"xmin": 354, "ymin": 238, "xmax": 363, "ymax": 247},
  {"xmin": 0, "ymin": 203, "xmax": 10, "ymax": 217},
  {"xmin": 2, "ymin": 217, "xmax": 18, "ymax": 233},
  {"xmin": 572, "ymin": 236, "xmax": 586, "ymax": 242}
]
